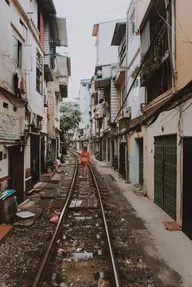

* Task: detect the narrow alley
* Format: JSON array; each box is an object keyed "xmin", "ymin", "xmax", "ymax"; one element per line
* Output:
[{"xmin": 1, "ymin": 0, "xmax": 192, "ymax": 287}]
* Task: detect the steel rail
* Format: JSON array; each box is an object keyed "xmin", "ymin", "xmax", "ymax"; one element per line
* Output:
[
  {"xmin": 32, "ymin": 152, "xmax": 78, "ymax": 287},
  {"xmin": 89, "ymin": 163, "xmax": 120, "ymax": 287},
  {"xmin": 72, "ymin": 149, "xmax": 120, "ymax": 287}
]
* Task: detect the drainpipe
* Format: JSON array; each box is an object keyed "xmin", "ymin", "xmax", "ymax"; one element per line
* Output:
[
  {"xmin": 165, "ymin": 0, "xmax": 176, "ymax": 92},
  {"xmin": 125, "ymin": 8, "xmax": 129, "ymax": 182}
]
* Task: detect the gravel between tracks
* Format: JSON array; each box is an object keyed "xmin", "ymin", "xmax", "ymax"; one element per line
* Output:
[
  {"xmin": 92, "ymin": 163, "xmax": 182, "ymax": 287},
  {"xmin": 0, "ymin": 154, "xmax": 76, "ymax": 287},
  {"xmin": 42, "ymin": 165, "xmax": 111, "ymax": 287}
]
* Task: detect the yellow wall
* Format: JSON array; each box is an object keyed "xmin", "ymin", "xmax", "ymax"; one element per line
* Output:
[{"xmin": 176, "ymin": 0, "xmax": 192, "ymax": 90}]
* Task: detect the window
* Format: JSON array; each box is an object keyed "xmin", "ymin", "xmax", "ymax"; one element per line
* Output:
[
  {"xmin": 129, "ymin": 9, "xmax": 135, "ymax": 38},
  {"xmin": 3, "ymin": 102, "xmax": 8, "ymax": 109},
  {"xmin": 36, "ymin": 49, "xmax": 43, "ymax": 95},
  {"xmin": 12, "ymin": 35, "xmax": 22, "ymax": 67}
]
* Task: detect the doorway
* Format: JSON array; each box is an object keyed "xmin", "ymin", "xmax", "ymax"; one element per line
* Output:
[
  {"xmin": 183, "ymin": 137, "xmax": 192, "ymax": 239},
  {"xmin": 9, "ymin": 145, "xmax": 24, "ymax": 204},
  {"xmin": 31, "ymin": 134, "xmax": 40, "ymax": 184},
  {"xmin": 154, "ymin": 135, "xmax": 177, "ymax": 219},
  {"xmin": 41, "ymin": 136, "xmax": 45, "ymax": 174},
  {"xmin": 103, "ymin": 139, "xmax": 106, "ymax": 161},
  {"xmin": 108, "ymin": 138, "xmax": 110, "ymax": 162},
  {"xmin": 119, "ymin": 142, "xmax": 126, "ymax": 180},
  {"xmin": 138, "ymin": 139, "xmax": 144, "ymax": 185}
]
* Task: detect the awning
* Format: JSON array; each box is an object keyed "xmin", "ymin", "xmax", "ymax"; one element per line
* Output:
[
  {"xmin": 56, "ymin": 55, "xmax": 71, "ymax": 78},
  {"xmin": 4, "ymin": 143, "xmax": 23, "ymax": 148},
  {"xmin": 0, "ymin": 115, "xmax": 19, "ymax": 141},
  {"xmin": 95, "ymin": 77, "xmax": 111, "ymax": 89},
  {"xmin": 115, "ymin": 68, "xmax": 125, "ymax": 86},
  {"xmin": 111, "ymin": 22, "xmax": 126, "ymax": 46},
  {"xmin": 50, "ymin": 16, "xmax": 68, "ymax": 47}
]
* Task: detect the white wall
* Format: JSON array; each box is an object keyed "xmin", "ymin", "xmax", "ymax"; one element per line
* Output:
[
  {"xmin": 98, "ymin": 21, "xmax": 119, "ymax": 66},
  {"xmin": 18, "ymin": 0, "xmax": 38, "ymax": 26},
  {"xmin": 24, "ymin": 136, "xmax": 31, "ymax": 174},
  {"xmin": 0, "ymin": 145, "xmax": 9, "ymax": 180},
  {"xmin": 79, "ymin": 80, "xmax": 90, "ymax": 134},
  {"xmin": 127, "ymin": 1, "xmax": 145, "ymax": 120},
  {"xmin": 0, "ymin": 0, "xmax": 44, "ymax": 118},
  {"xmin": 127, "ymin": 54, "xmax": 145, "ymax": 119},
  {"xmin": 145, "ymin": 99, "xmax": 192, "ymax": 226},
  {"xmin": 127, "ymin": 36, "xmax": 140, "ymax": 68}
]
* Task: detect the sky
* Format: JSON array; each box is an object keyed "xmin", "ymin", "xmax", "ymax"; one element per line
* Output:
[{"xmin": 54, "ymin": 0, "xmax": 129, "ymax": 101}]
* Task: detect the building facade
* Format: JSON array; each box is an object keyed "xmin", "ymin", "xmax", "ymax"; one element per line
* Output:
[
  {"xmin": 78, "ymin": 79, "xmax": 91, "ymax": 149},
  {"xmin": 91, "ymin": 20, "xmax": 122, "ymax": 163},
  {"xmin": 88, "ymin": 0, "xmax": 192, "ymax": 240},
  {"xmin": 136, "ymin": 0, "xmax": 192, "ymax": 238},
  {"xmin": 0, "ymin": 0, "xmax": 69, "ymax": 204}
]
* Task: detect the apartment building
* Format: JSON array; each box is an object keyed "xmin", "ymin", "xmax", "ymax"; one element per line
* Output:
[
  {"xmin": 0, "ymin": 0, "xmax": 69, "ymax": 203},
  {"xmin": 91, "ymin": 20, "xmax": 121, "ymax": 162},
  {"xmin": 135, "ymin": 0, "xmax": 192, "ymax": 238},
  {"xmin": 78, "ymin": 79, "xmax": 91, "ymax": 149}
]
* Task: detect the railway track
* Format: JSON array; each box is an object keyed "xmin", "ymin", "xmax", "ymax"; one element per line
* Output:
[{"xmin": 32, "ymin": 150, "xmax": 120, "ymax": 287}]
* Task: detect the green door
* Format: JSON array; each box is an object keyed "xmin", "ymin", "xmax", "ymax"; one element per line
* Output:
[
  {"xmin": 154, "ymin": 137, "xmax": 164, "ymax": 209},
  {"xmin": 154, "ymin": 136, "xmax": 177, "ymax": 220},
  {"xmin": 164, "ymin": 136, "xmax": 177, "ymax": 219}
]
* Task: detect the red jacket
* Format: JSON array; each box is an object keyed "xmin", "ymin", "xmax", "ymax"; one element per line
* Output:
[{"xmin": 81, "ymin": 151, "xmax": 90, "ymax": 164}]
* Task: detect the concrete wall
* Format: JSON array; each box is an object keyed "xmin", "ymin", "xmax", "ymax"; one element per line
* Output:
[
  {"xmin": 41, "ymin": 81, "xmax": 48, "ymax": 134},
  {"xmin": 97, "ymin": 21, "xmax": 119, "ymax": 66},
  {"xmin": 47, "ymin": 89, "xmax": 55, "ymax": 139},
  {"xmin": 136, "ymin": 0, "xmax": 151, "ymax": 28},
  {"xmin": 0, "ymin": 144, "xmax": 9, "ymax": 180},
  {"xmin": 127, "ymin": 0, "xmax": 145, "ymax": 120},
  {"xmin": 79, "ymin": 80, "xmax": 90, "ymax": 134},
  {"xmin": 128, "ymin": 128, "xmax": 146, "ymax": 185},
  {"xmin": 18, "ymin": 0, "xmax": 38, "ymax": 26},
  {"xmin": 127, "ymin": 53, "xmax": 145, "ymax": 119},
  {"xmin": 175, "ymin": 0, "xmax": 192, "ymax": 90},
  {"xmin": 145, "ymin": 108, "xmax": 181, "ymax": 225},
  {"xmin": 0, "ymin": 1, "xmax": 44, "ymax": 117},
  {"xmin": 145, "ymin": 99, "xmax": 192, "ymax": 226}
]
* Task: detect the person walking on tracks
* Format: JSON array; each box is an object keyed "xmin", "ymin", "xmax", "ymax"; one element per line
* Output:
[{"xmin": 80, "ymin": 145, "xmax": 90, "ymax": 178}]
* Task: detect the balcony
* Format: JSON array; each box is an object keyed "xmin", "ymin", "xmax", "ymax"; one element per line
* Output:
[
  {"xmin": 114, "ymin": 65, "xmax": 125, "ymax": 86},
  {"xmin": 0, "ymin": 53, "xmax": 27, "ymax": 102},
  {"xmin": 44, "ymin": 61, "xmax": 53, "ymax": 82},
  {"xmin": 95, "ymin": 65, "xmax": 112, "ymax": 89}
]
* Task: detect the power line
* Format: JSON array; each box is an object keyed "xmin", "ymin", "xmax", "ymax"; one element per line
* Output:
[{"xmin": 100, "ymin": 0, "xmax": 172, "ymax": 134}]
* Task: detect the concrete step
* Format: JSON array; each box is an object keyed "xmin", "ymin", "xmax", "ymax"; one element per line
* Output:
[{"xmin": 40, "ymin": 171, "xmax": 55, "ymax": 183}]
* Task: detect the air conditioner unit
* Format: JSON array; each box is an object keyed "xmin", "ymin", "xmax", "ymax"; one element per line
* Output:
[{"xmin": 123, "ymin": 106, "xmax": 131, "ymax": 119}]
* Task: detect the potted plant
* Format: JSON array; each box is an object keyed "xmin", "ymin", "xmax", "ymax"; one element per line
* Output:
[{"xmin": 46, "ymin": 151, "xmax": 55, "ymax": 173}]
